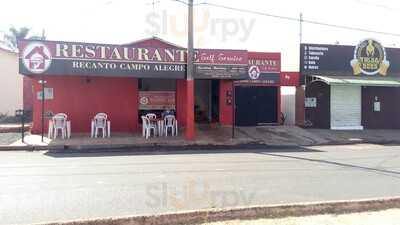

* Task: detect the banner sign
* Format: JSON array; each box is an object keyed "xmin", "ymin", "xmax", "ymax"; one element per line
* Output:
[
  {"xmin": 236, "ymin": 52, "xmax": 281, "ymax": 85},
  {"xmin": 18, "ymin": 40, "xmax": 186, "ymax": 78},
  {"xmin": 18, "ymin": 39, "xmax": 284, "ymax": 82},
  {"xmin": 139, "ymin": 91, "xmax": 175, "ymax": 110},
  {"xmin": 300, "ymin": 39, "xmax": 400, "ymax": 78},
  {"xmin": 194, "ymin": 49, "xmax": 248, "ymax": 79}
]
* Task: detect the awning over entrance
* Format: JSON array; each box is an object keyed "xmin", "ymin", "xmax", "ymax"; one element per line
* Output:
[{"xmin": 311, "ymin": 75, "xmax": 400, "ymax": 87}]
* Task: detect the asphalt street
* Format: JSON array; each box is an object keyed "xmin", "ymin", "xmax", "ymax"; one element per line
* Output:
[{"xmin": 1, "ymin": 144, "xmax": 400, "ymax": 225}]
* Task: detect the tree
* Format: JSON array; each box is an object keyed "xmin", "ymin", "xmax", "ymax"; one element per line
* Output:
[{"xmin": 1, "ymin": 26, "xmax": 44, "ymax": 51}]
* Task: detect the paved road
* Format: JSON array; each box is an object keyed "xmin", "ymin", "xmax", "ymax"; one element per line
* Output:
[{"xmin": 1, "ymin": 144, "xmax": 400, "ymax": 225}]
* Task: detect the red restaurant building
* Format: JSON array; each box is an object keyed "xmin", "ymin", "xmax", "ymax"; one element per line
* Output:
[{"xmin": 18, "ymin": 37, "xmax": 292, "ymax": 140}]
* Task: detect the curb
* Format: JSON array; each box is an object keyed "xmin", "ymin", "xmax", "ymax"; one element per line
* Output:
[
  {"xmin": 0, "ymin": 142, "xmax": 300, "ymax": 153},
  {"xmin": 45, "ymin": 142, "xmax": 300, "ymax": 153},
  {"xmin": 35, "ymin": 196, "xmax": 400, "ymax": 225},
  {"xmin": 303, "ymin": 140, "xmax": 400, "ymax": 147},
  {"xmin": 1, "ymin": 140, "xmax": 400, "ymax": 153},
  {"xmin": 0, "ymin": 145, "xmax": 35, "ymax": 151}
]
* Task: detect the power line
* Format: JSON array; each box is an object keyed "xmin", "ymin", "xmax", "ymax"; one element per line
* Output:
[
  {"xmin": 353, "ymin": 0, "xmax": 400, "ymax": 12},
  {"xmin": 171, "ymin": 0, "xmax": 205, "ymax": 6},
  {"xmin": 198, "ymin": 2, "xmax": 400, "ymax": 38},
  {"xmin": 142, "ymin": 0, "xmax": 400, "ymax": 37}
]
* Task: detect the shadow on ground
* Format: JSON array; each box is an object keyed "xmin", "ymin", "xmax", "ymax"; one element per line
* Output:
[
  {"xmin": 44, "ymin": 146, "xmax": 323, "ymax": 158},
  {"xmin": 257, "ymin": 152, "xmax": 400, "ymax": 179}
]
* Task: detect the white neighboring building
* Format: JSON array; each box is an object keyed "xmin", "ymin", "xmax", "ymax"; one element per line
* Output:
[
  {"xmin": 281, "ymin": 86, "xmax": 296, "ymax": 125},
  {"xmin": 0, "ymin": 47, "xmax": 22, "ymax": 116}
]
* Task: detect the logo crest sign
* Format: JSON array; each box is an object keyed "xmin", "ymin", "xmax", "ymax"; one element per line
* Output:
[
  {"xmin": 248, "ymin": 65, "xmax": 260, "ymax": 80},
  {"xmin": 350, "ymin": 38, "xmax": 390, "ymax": 76},
  {"xmin": 22, "ymin": 42, "xmax": 52, "ymax": 74}
]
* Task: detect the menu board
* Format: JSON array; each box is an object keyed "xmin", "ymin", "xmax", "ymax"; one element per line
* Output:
[
  {"xmin": 300, "ymin": 44, "xmax": 353, "ymax": 76},
  {"xmin": 194, "ymin": 49, "xmax": 248, "ymax": 79},
  {"xmin": 300, "ymin": 43, "xmax": 400, "ymax": 77}
]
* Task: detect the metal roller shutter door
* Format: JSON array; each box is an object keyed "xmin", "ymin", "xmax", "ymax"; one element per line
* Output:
[{"xmin": 330, "ymin": 85, "xmax": 363, "ymax": 130}]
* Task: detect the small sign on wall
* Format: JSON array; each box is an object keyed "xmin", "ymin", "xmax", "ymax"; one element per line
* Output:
[
  {"xmin": 305, "ymin": 97, "xmax": 317, "ymax": 107},
  {"xmin": 139, "ymin": 91, "xmax": 175, "ymax": 110},
  {"xmin": 374, "ymin": 102, "xmax": 381, "ymax": 112},
  {"xmin": 37, "ymin": 88, "xmax": 54, "ymax": 100}
]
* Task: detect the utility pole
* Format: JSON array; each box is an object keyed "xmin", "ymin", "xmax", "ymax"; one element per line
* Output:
[
  {"xmin": 41, "ymin": 29, "xmax": 46, "ymax": 40},
  {"xmin": 299, "ymin": 12, "xmax": 303, "ymax": 44},
  {"xmin": 187, "ymin": 0, "xmax": 193, "ymax": 81},
  {"xmin": 185, "ymin": 0, "xmax": 195, "ymax": 140},
  {"xmin": 38, "ymin": 78, "xmax": 47, "ymax": 142}
]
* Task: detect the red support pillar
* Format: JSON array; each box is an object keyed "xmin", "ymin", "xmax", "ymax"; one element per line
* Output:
[
  {"xmin": 185, "ymin": 80, "xmax": 195, "ymax": 140},
  {"xmin": 277, "ymin": 86, "xmax": 282, "ymax": 125}
]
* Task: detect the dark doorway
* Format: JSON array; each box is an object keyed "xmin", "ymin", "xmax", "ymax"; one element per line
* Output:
[
  {"xmin": 235, "ymin": 86, "xmax": 278, "ymax": 126},
  {"xmin": 362, "ymin": 86, "xmax": 400, "ymax": 129},
  {"xmin": 304, "ymin": 81, "xmax": 330, "ymax": 129},
  {"xmin": 195, "ymin": 80, "xmax": 220, "ymax": 123},
  {"xmin": 211, "ymin": 80, "xmax": 219, "ymax": 122}
]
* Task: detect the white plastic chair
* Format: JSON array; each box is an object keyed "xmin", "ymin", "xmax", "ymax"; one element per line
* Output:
[
  {"xmin": 93, "ymin": 113, "xmax": 108, "ymax": 138},
  {"xmin": 56, "ymin": 113, "xmax": 68, "ymax": 119},
  {"xmin": 141, "ymin": 116, "xmax": 157, "ymax": 139},
  {"xmin": 52, "ymin": 114, "xmax": 67, "ymax": 139},
  {"xmin": 95, "ymin": 113, "xmax": 107, "ymax": 120},
  {"xmin": 164, "ymin": 115, "xmax": 176, "ymax": 136},
  {"xmin": 146, "ymin": 113, "xmax": 157, "ymax": 124},
  {"xmin": 146, "ymin": 113, "xmax": 158, "ymax": 135},
  {"xmin": 145, "ymin": 113, "xmax": 156, "ymax": 119}
]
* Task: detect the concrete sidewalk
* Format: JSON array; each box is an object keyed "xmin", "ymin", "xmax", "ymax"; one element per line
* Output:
[
  {"xmin": 2, "ymin": 125, "xmax": 400, "ymax": 151},
  {"xmin": 306, "ymin": 129, "xmax": 400, "ymax": 145},
  {"xmin": 203, "ymin": 208, "xmax": 400, "ymax": 225}
]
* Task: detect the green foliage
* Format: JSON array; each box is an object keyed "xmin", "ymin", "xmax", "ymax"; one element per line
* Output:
[{"xmin": 1, "ymin": 26, "xmax": 46, "ymax": 51}]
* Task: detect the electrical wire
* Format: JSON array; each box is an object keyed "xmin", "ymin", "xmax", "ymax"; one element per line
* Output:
[{"xmin": 196, "ymin": 2, "xmax": 400, "ymax": 37}]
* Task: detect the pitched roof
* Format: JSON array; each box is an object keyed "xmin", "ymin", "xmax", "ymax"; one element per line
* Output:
[{"xmin": 123, "ymin": 36, "xmax": 185, "ymax": 49}]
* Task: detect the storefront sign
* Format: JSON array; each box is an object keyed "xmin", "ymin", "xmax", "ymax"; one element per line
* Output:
[
  {"xmin": 236, "ymin": 52, "xmax": 281, "ymax": 85},
  {"xmin": 194, "ymin": 49, "xmax": 248, "ymax": 79},
  {"xmin": 139, "ymin": 91, "xmax": 175, "ymax": 110},
  {"xmin": 351, "ymin": 39, "xmax": 389, "ymax": 76},
  {"xmin": 18, "ymin": 40, "xmax": 186, "ymax": 78},
  {"xmin": 300, "ymin": 39, "xmax": 400, "ymax": 78}
]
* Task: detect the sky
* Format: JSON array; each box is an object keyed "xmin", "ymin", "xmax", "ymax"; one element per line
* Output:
[{"xmin": 1, "ymin": 0, "xmax": 400, "ymax": 71}]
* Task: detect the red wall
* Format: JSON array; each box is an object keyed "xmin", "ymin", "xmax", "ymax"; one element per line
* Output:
[
  {"xmin": 23, "ymin": 76, "xmax": 34, "ymax": 112},
  {"xmin": 176, "ymin": 79, "xmax": 187, "ymax": 127},
  {"xmin": 31, "ymin": 76, "xmax": 138, "ymax": 134},
  {"xmin": 280, "ymin": 71, "xmax": 300, "ymax": 86},
  {"xmin": 219, "ymin": 80, "xmax": 233, "ymax": 126}
]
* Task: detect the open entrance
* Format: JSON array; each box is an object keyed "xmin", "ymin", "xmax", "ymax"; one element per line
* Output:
[
  {"xmin": 235, "ymin": 86, "xmax": 278, "ymax": 126},
  {"xmin": 195, "ymin": 80, "xmax": 219, "ymax": 123}
]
